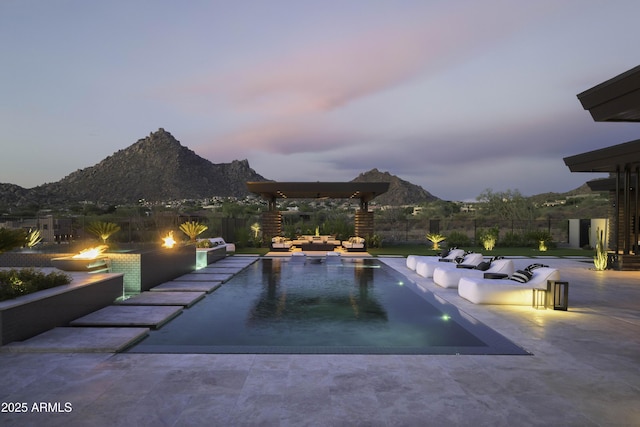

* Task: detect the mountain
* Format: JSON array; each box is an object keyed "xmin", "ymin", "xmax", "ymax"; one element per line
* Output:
[
  {"xmin": 2, "ymin": 129, "xmax": 269, "ymax": 206},
  {"xmin": 351, "ymin": 169, "xmax": 440, "ymax": 206}
]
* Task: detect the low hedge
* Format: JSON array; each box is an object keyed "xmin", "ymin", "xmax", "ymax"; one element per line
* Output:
[{"xmin": 0, "ymin": 268, "xmax": 71, "ymax": 302}]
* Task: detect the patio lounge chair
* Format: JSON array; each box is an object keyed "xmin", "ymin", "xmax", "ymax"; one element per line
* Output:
[
  {"xmin": 433, "ymin": 258, "xmax": 514, "ymax": 289},
  {"xmin": 416, "ymin": 252, "xmax": 484, "ymax": 278},
  {"xmin": 406, "ymin": 249, "xmax": 465, "ymax": 270},
  {"xmin": 458, "ymin": 266, "xmax": 560, "ymax": 305}
]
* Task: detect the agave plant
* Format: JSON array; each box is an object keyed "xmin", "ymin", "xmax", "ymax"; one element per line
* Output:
[
  {"xmin": 179, "ymin": 221, "xmax": 208, "ymax": 242},
  {"xmin": 25, "ymin": 228, "xmax": 42, "ymax": 248},
  {"xmin": 86, "ymin": 221, "xmax": 121, "ymax": 244},
  {"xmin": 425, "ymin": 233, "xmax": 446, "ymax": 250}
]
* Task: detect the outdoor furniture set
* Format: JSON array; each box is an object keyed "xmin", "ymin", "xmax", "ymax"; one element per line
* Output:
[
  {"xmin": 406, "ymin": 250, "xmax": 565, "ymax": 307},
  {"xmin": 270, "ymin": 235, "xmax": 366, "ymax": 252}
]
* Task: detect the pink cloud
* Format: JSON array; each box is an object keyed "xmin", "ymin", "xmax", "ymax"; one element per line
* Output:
[{"xmin": 215, "ymin": 2, "xmax": 554, "ymax": 116}]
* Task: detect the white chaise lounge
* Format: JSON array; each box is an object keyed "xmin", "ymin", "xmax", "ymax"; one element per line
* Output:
[
  {"xmin": 458, "ymin": 266, "xmax": 560, "ymax": 305},
  {"xmin": 406, "ymin": 249, "xmax": 465, "ymax": 270},
  {"xmin": 416, "ymin": 252, "xmax": 484, "ymax": 278},
  {"xmin": 433, "ymin": 259, "xmax": 515, "ymax": 289}
]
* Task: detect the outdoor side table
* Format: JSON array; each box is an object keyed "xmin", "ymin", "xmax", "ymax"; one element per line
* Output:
[{"xmin": 546, "ymin": 280, "xmax": 569, "ymax": 311}]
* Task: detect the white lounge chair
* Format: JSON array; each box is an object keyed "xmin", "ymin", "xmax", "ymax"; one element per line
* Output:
[
  {"xmin": 433, "ymin": 259, "xmax": 514, "ymax": 289},
  {"xmin": 458, "ymin": 266, "xmax": 560, "ymax": 305},
  {"xmin": 416, "ymin": 253, "xmax": 484, "ymax": 278},
  {"xmin": 406, "ymin": 249, "xmax": 465, "ymax": 270}
]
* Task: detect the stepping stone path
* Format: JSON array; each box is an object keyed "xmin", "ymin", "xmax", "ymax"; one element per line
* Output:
[{"xmin": 1, "ymin": 256, "xmax": 259, "ymax": 353}]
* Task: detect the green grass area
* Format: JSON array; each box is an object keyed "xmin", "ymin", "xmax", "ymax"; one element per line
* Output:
[
  {"xmin": 368, "ymin": 244, "xmax": 595, "ymax": 258},
  {"xmin": 234, "ymin": 244, "xmax": 594, "ymax": 258}
]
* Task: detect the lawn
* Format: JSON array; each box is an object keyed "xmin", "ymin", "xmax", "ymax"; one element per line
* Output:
[{"xmin": 234, "ymin": 244, "xmax": 594, "ymax": 258}]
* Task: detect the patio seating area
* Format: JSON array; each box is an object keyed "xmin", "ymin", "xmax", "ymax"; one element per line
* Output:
[{"xmin": 270, "ymin": 235, "xmax": 366, "ymax": 252}]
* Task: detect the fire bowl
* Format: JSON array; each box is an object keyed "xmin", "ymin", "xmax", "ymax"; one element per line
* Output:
[{"xmin": 51, "ymin": 257, "xmax": 109, "ymax": 272}]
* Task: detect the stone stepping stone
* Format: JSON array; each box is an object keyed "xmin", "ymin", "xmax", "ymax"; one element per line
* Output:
[
  {"xmin": 70, "ymin": 305, "xmax": 183, "ymax": 329},
  {"xmin": 175, "ymin": 273, "xmax": 234, "ymax": 282},
  {"xmin": 118, "ymin": 291, "xmax": 205, "ymax": 307},
  {"xmin": 193, "ymin": 266, "xmax": 242, "ymax": 274},
  {"xmin": 152, "ymin": 281, "xmax": 222, "ymax": 293},
  {"xmin": 0, "ymin": 327, "xmax": 149, "ymax": 353}
]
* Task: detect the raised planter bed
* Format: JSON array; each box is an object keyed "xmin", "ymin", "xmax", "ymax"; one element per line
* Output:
[
  {"xmin": 0, "ymin": 272, "xmax": 124, "ymax": 345},
  {"xmin": 196, "ymin": 246, "xmax": 227, "ymax": 269}
]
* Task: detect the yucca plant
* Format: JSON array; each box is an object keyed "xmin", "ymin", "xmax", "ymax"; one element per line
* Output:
[
  {"xmin": 594, "ymin": 227, "xmax": 608, "ymax": 271},
  {"xmin": 179, "ymin": 221, "xmax": 208, "ymax": 242},
  {"xmin": 425, "ymin": 233, "xmax": 446, "ymax": 250},
  {"xmin": 86, "ymin": 221, "xmax": 121, "ymax": 244}
]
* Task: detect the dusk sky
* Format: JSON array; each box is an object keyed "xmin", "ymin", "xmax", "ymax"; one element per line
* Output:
[{"xmin": 2, "ymin": 1, "xmax": 640, "ymax": 201}]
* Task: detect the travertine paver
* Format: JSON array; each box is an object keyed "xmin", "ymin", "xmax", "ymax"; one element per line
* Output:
[
  {"xmin": 151, "ymin": 281, "xmax": 222, "ymax": 293},
  {"xmin": 117, "ymin": 291, "xmax": 205, "ymax": 307},
  {"xmin": 175, "ymin": 273, "xmax": 234, "ymax": 282},
  {"xmin": 70, "ymin": 305, "xmax": 183, "ymax": 328},
  {"xmin": 0, "ymin": 327, "xmax": 149, "ymax": 353}
]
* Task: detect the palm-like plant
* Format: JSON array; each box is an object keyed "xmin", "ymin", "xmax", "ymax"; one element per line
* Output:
[
  {"xmin": 425, "ymin": 233, "xmax": 446, "ymax": 250},
  {"xmin": 179, "ymin": 221, "xmax": 208, "ymax": 242},
  {"xmin": 25, "ymin": 228, "xmax": 42, "ymax": 248},
  {"xmin": 86, "ymin": 221, "xmax": 121, "ymax": 244}
]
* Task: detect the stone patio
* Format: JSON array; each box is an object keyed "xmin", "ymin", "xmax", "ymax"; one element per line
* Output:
[{"xmin": 0, "ymin": 256, "xmax": 638, "ymax": 426}]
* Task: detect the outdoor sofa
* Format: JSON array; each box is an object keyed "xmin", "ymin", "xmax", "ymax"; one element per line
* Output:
[
  {"xmin": 458, "ymin": 265, "xmax": 560, "ymax": 305},
  {"xmin": 342, "ymin": 236, "xmax": 366, "ymax": 252},
  {"xmin": 415, "ymin": 252, "xmax": 484, "ymax": 278},
  {"xmin": 271, "ymin": 236, "xmax": 293, "ymax": 251},
  {"xmin": 406, "ymin": 249, "xmax": 465, "ymax": 270},
  {"xmin": 433, "ymin": 258, "xmax": 514, "ymax": 289}
]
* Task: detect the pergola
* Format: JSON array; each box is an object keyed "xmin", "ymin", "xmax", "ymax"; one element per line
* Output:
[
  {"xmin": 246, "ymin": 181, "xmax": 390, "ymax": 240},
  {"xmin": 564, "ymin": 65, "xmax": 640, "ymax": 266}
]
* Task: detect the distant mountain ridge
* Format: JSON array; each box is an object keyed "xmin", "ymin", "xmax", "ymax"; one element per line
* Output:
[
  {"xmin": 351, "ymin": 168, "xmax": 440, "ymax": 205},
  {"xmin": 0, "ymin": 129, "xmax": 603, "ymax": 208},
  {"xmin": 2, "ymin": 128, "xmax": 268, "ymax": 205}
]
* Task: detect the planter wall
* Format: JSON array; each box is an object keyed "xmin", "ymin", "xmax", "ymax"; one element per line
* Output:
[
  {"xmin": 108, "ymin": 244, "xmax": 196, "ymax": 295},
  {"xmin": 0, "ymin": 272, "xmax": 124, "ymax": 345},
  {"xmin": 196, "ymin": 246, "xmax": 227, "ymax": 269}
]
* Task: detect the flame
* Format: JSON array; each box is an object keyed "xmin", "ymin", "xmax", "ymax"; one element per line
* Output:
[
  {"xmin": 72, "ymin": 245, "xmax": 108, "ymax": 259},
  {"xmin": 162, "ymin": 231, "xmax": 177, "ymax": 248}
]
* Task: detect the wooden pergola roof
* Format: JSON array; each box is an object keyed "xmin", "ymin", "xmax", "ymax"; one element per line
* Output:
[
  {"xmin": 246, "ymin": 181, "xmax": 390, "ymax": 203},
  {"xmin": 577, "ymin": 65, "xmax": 640, "ymax": 122}
]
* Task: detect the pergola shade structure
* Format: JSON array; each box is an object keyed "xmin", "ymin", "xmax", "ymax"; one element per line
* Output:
[
  {"xmin": 246, "ymin": 181, "xmax": 390, "ymax": 241},
  {"xmin": 565, "ymin": 65, "xmax": 640, "ymax": 266}
]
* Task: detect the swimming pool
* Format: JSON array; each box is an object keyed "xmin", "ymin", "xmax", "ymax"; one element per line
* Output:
[{"xmin": 128, "ymin": 258, "xmax": 529, "ymax": 355}]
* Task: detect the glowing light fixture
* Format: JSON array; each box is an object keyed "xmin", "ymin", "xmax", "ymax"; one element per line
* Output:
[
  {"xmin": 72, "ymin": 245, "xmax": 108, "ymax": 260},
  {"xmin": 162, "ymin": 231, "xmax": 177, "ymax": 248}
]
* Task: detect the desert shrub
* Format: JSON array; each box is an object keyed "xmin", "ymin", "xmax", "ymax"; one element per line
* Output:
[
  {"xmin": 500, "ymin": 231, "xmax": 524, "ymax": 247},
  {"xmin": 366, "ymin": 234, "xmax": 382, "ymax": 248},
  {"xmin": 523, "ymin": 230, "xmax": 555, "ymax": 249},
  {"xmin": 445, "ymin": 231, "xmax": 471, "ymax": 248},
  {"xmin": 477, "ymin": 227, "xmax": 499, "ymax": 251},
  {"xmin": 0, "ymin": 268, "xmax": 71, "ymax": 302}
]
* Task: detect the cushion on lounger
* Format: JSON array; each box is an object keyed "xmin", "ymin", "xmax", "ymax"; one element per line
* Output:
[
  {"xmin": 525, "ymin": 263, "xmax": 548, "ymax": 272},
  {"xmin": 475, "ymin": 261, "xmax": 491, "ymax": 271},
  {"xmin": 510, "ymin": 270, "xmax": 533, "ymax": 283}
]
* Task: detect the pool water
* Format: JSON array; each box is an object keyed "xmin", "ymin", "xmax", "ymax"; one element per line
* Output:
[{"xmin": 128, "ymin": 258, "xmax": 529, "ymax": 355}]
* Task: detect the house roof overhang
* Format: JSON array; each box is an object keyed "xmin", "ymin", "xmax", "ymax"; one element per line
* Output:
[
  {"xmin": 246, "ymin": 181, "xmax": 390, "ymax": 203},
  {"xmin": 563, "ymin": 138, "xmax": 640, "ymax": 173},
  {"xmin": 577, "ymin": 65, "xmax": 640, "ymax": 122}
]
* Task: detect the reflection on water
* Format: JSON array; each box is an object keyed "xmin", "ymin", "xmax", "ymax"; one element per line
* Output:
[{"xmin": 132, "ymin": 257, "xmax": 489, "ymax": 351}]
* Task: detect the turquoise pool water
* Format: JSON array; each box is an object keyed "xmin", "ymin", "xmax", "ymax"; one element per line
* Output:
[{"xmin": 128, "ymin": 258, "xmax": 529, "ymax": 355}]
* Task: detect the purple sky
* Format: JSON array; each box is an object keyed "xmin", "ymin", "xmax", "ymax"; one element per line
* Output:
[{"xmin": 2, "ymin": 1, "xmax": 640, "ymax": 201}]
